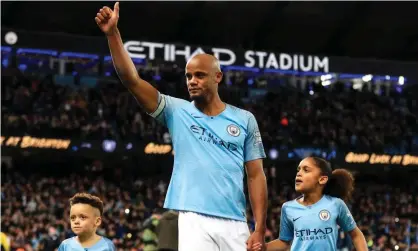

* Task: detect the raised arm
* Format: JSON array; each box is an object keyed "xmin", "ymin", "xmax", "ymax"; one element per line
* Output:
[{"xmin": 95, "ymin": 2, "xmax": 159, "ymax": 114}]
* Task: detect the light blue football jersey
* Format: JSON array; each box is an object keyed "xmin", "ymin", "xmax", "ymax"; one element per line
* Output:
[
  {"xmin": 279, "ymin": 195, "xmax": 357, "ymax": 251},
  {"xmin": 58, "ymin": 236, "xmax": 115, "ymax": 251},
  {"xmin": 149, "ymin": 92, "xmax": 266, "ymax": 222}
]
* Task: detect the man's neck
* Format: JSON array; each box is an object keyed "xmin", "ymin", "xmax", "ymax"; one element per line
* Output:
[
  {"xmin": 77, "ymin": 233, "xmax": 100, "ymax": 248},
  {"xmin": 194, "ymin": 94, "xmax": 225, "ymax": 116},
  {"xmin": 300, "ymin": 192, "xmax": 323, "ymax": 206}
]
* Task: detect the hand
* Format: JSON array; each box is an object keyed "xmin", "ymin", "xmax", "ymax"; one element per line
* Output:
[
  {"xmin": 251, "ymin": 242, "xmax": 263, "ymax": 251},
  {"xmin": 95, "ymin": 2, "xmax": 120, "ymax": 36},
  {"xmin": 247, "ymin": 231, "xmax": 265, "ymax": 251}
]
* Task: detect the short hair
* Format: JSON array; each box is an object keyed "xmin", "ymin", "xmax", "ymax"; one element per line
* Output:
[{"xmin": 69, "ymin": 193, "xmax": 104, "ymax": 216}]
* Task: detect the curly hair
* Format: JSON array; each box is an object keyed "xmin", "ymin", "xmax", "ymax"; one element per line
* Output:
[{"xmin": 69, "ymin": 193, "xmax": 104, "ymax": 216}]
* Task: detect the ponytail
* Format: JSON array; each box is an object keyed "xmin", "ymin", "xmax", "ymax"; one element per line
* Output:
[
  {"xmin": 323, "ymin": 169, "xmax": 355, "ymax": 202},
  {"xmin": 310, "ymin": 157, "xmax": 355, "ymax": 202}
]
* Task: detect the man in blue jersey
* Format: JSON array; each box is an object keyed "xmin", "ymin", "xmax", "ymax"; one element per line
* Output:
[
  {"xmin": 58, "ymin": 193, "xmax": 116, "ymax": 251},
  {"xmin": 95, "ymin": 2, "xmax": 268, "ymax": 251}
]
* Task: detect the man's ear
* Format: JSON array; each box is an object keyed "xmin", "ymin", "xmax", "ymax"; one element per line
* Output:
[{"xmin": 215, "ymin": 71, "xmax": 223, "ymax": 84}]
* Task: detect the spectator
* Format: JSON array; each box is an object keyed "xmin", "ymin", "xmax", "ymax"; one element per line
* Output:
[{"xmin": 156, "ymin": 210, "xmax": 179, "ymax": 251}]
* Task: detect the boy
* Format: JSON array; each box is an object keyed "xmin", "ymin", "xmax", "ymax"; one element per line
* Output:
[{"xmin": 58, "ymin": 193, "xmax": 116, "ymax": 251}]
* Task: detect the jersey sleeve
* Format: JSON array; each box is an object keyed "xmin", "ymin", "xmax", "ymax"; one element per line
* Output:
[
  {"xmin": 279, "ymin": 203, "xmax": 294, "ymax": 241},
  {"xmin": 104, "ymin": 238, "xmax": 117, "ymax": 251},
  {"xmin": 337, "ymin": 199, "xmax": 357, "ymax": 232},
  {"xmin": 109, "ymin": 241, "xmax": 117, "ymax": 251},
  {"xmin": 147, "ymin": 92, "xmax": 187, "ymax": 129},
  {"xmin": 57, "ymin": 242, "xmax": 66, "ymax": 251},
  {"xmin": 244, "ymin": 112, "xmax": 266, "ymax": 162}
]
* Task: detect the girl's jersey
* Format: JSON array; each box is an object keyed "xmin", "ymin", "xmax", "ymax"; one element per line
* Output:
[{"xmin": 279, "ymin": 195, "xmax": 357, "ymax": 251}]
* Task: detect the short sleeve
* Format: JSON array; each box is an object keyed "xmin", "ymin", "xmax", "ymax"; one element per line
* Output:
[
  {"xmin": 57, "ymin": 243, "xmax": 66, "ymax": 251},
  {"xmin": 104, "ymin": 238, "xmax": 117, "ymax": 251},
  {"xmin": 148, "ymin": 92, "xmax": 188, "ymax": 129},
  {"xmin": 337, "ymin": 199, "xmax": 357, "ymax": 232},
  {"xmin": 110, "ymin": 242, "xmax": 117, "ymax": 251},
  {"xmin": 279, "ymin": 203, "xmax": 294, "ymax": 241},
  {"xmin": 244, "ymin": 112, "xmax": 266, "ymax": 162}
]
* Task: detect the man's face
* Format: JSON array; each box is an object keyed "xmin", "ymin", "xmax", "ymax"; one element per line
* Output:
[
  {"xmin": 69, "ymin": 203, "xmax": 101, "ymax": 236},
  {"xmin": 185, "ymin": 56, "xmax": 222, "ymax": 101}
]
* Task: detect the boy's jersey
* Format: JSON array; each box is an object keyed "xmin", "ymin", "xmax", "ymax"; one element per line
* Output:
[
  {"xmin": 149, "ymin": 93, "xmax": 266, "ymax": 222},
  {"xmin": 279, "ymin": 195, "xmax": 357, "ymax": 251},
  {"xmin": 58, "ymin": 236, "xmax": 115, "ymax": 251}
]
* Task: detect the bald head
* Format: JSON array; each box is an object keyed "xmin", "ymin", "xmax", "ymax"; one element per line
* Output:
[
  {"xmin": 186, "ymin": 53, "xmax": 221, "ymax": 73},
  {"xmin": 185, "ymin": 53, "xmax": 223, "ymax": 102}
]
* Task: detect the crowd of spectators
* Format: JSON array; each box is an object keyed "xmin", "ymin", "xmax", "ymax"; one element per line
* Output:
[
  {"xmin": 2, "ymin": 160, "xmax": 418, "ymax": 251},
  {"xmin": 250, "ymin": 87, "xmax": 417, "ymax": 152},
  {"xmin": 2, "ymin": 61, "xmax": 417, "ymax": 152}
]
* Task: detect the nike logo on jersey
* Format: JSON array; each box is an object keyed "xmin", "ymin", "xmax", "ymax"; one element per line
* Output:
[
  {"xmin": 190, "ymin": 113, "xmax": 203, "ymax": 118},
  {"xmin": 293, "ymin": 216, "xmax": 302, "ymax": 222}
]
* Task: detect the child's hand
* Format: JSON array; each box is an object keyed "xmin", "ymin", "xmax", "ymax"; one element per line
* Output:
[{"xmin": 250, "ymin": 242, "xmax": 264, "ymax": 251}]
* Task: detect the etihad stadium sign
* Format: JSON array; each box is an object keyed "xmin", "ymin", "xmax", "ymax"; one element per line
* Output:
[
  {"xmin": 123, "ymin": 40, "xmax": 329, "ymax": 72},
  {"xmin": 4, "ymin": 28, "xmax": 418, "ymax": 80}
]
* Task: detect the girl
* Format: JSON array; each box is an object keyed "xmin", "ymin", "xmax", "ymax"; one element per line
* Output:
[{"xmin": 253, "ymin": 157, "xmax": 368, "ymax": 251}]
